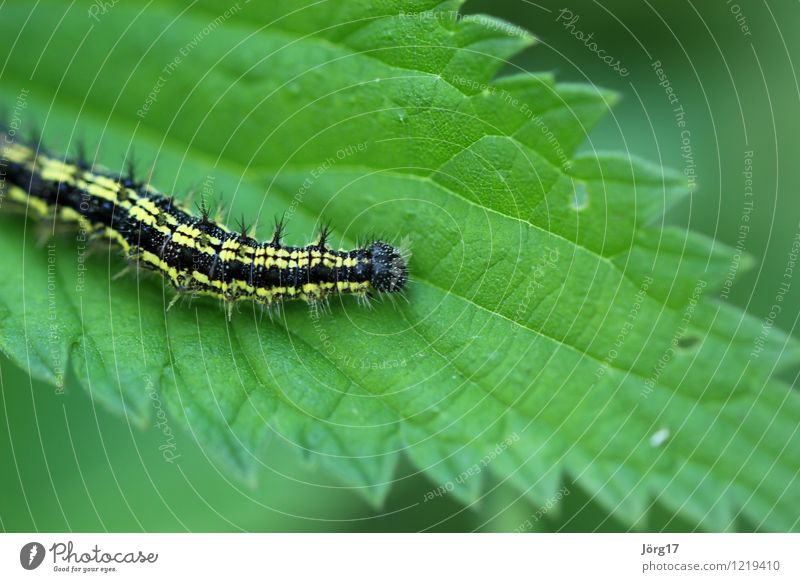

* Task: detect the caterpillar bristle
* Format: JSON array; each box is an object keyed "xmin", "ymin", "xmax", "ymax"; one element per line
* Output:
[
  {"xmin": 125, "ymin": 150, "xmax": 138, "ymax": 185},
  {"xmin": 271, "ymin": 213, "xmax": 286, "ymax": 246},
  {"xmin": 212, "ymin": 192, "xmax": 226, "ymax": 223},
  {"xmin": 28, "ymin": 126, "xmax": 45, "ymax": 154},
  {"xmin": 316, "ymin": 220, "xmax": 332, "ymax": 249},
  {"xmin": 196, "ymin": 196, "xmax": 211, "ymax": 223},
  {"xmin": 234, "ymin": 214, "xmax": 251, "ymax": 240},
  {"xmin": 73, "ymin": 138, "xmax": 90, "ymax": 170}
]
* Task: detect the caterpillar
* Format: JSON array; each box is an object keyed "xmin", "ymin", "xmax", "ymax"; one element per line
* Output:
[{"xmin": 0, "ymin": 128, "xmax": 409, "ymax": 311}]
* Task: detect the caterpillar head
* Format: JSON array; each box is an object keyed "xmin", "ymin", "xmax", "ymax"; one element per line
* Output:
[{"xmin": 369, "ymin": 241, "xmax": 409, "ymax": 293}]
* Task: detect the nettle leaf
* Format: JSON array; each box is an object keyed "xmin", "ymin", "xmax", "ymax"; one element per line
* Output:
[{"xmin": 1, "ymin": 0, "xmax": 798, "ymax": 529}]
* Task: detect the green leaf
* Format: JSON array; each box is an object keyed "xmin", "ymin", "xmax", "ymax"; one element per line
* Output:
[{"xmin": 1, "ymin": 0, "xmax": 798, "ymax": 529}]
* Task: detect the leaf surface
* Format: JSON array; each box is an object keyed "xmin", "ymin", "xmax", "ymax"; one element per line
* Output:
[{"xmin": 0, "ymin": 0, "xmax": 797, "ymax": 529}]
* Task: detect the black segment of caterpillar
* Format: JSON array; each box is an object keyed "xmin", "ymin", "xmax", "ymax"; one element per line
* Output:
[{"xmin": 0, "ymin": 130, "xmax": 409, "ymax": 308}]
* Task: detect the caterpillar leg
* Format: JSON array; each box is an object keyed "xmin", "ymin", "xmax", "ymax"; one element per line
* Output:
[
  {"xmin": 166, "ymin": 291, "xmax": 185, "ymax": 312},
  {"xmin": 112, "ymin": 264, "xmax": 134, "ymax": 281}
]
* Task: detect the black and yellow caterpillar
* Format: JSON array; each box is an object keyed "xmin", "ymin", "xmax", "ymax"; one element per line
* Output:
[{"xmin": 0, "ymin": 129, "xmax": 408, "ymax": 308}]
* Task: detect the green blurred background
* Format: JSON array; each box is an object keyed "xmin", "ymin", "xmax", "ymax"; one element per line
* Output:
[{"xmin": 1, "ymin": 0, "xmax": 797, "ymax": 531}]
